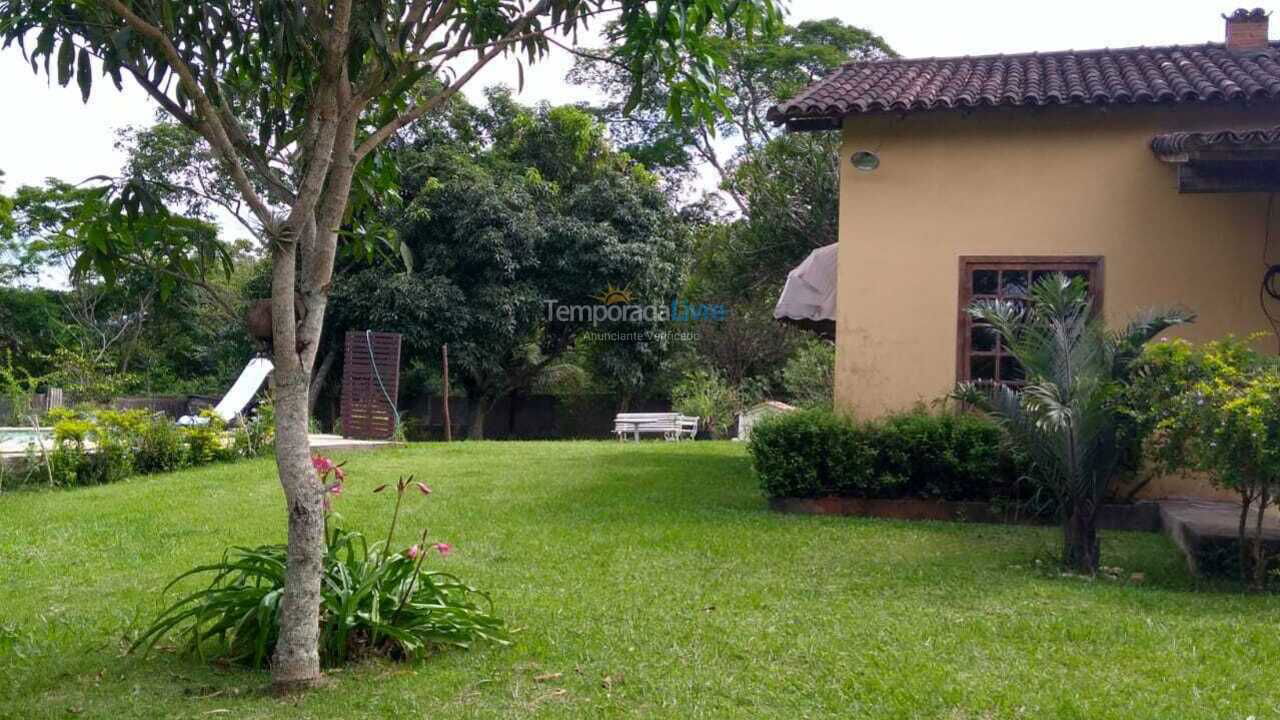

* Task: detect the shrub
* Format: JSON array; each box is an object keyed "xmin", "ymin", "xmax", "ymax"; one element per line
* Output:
[
  {"xmin": 181, "ymin": 411, "xmax": 232, "ymax": 465},
  {"xmin": 1129, "ymin": 336, "xmax": 1280, "ymax": 589},
  {"xmin": 23, "ymin": 404, "xmax": 274, "ymax": 491},
  {"xmin": 749, "ymin": 409, "xmax": 876, "ymax": 497},
  {"xmin": 872, "ymin": 412, "xmax": 1008, "ymax": 501},
  {"xmin": 40, "ymin": 347, "xmax": 138, "ymax": 405},
  {"xmin": 133, "ymin": 464, "xmax": 507, "ymax": 668},
  {"xmin": 46, "ymin": 408, "xmax": 135, "ymax": 486},
  {"xmin": 135, "ymin": 415, "xmax": 187, "ymax": 473},
  {"xmin": 749, "ymin": 409, "xmax": 1032, "ymax": 505},
  {"xmin": 231, "ymin": 397, "xmax": 275, "ymax": 459},
  {"xmin": 671, "ymin": 369, "xmax": 738, "ymax": 438},
  {"xmin": 781, "ymin": 339, "xmax": 835, "ymax": 410}
]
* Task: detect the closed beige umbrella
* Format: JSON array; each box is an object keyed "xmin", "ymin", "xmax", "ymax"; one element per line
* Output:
[{"xmin": 774, "ymin": 243, "xmax": 837, "ymax": 337}]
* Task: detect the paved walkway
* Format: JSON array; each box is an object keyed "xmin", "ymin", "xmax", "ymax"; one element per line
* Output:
[{"xmin": 308, "ymin": 433, "xmax": 401, "ymax": 453}]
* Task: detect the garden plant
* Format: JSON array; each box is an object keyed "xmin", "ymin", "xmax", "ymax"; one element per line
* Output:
[
  {"xmin": 954, "ymin": 273, "xmax": 1192, "ymax": 574},
  {"xmin": 133, "ymin": 457, "xmax": 505, "ymax": 667},
  {"xmin": 1129, "ymin": 335, "xmax": 1280, "ymax": 589}
]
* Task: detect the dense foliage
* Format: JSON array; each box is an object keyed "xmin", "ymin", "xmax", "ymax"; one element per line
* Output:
[
  {"xmin": 954, "ymin": 274, "xmax": 1193, "ymax": 574},
  {"xmin": 328, "ymin": 94, "xmax": 692, "ymax": 436},
  {"xmin": 1129, "ymin": 336, "xmax": 1280, "ymax": 588},
  {"xmin": 133, "ymin": 467, "xmax": 506, "ymax": 668},
  {"xmin": 748, "ymin": 409, "xmax": 1032, "ymax": 506},
  {"xmin": 670, "ymin": 368, "xmax": 743, "ymax": 438},
  {"xmin": 781, "ymin": 338, "xmax": 835, "ymax": 410}
]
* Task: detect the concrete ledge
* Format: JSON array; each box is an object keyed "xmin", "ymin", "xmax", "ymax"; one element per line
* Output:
[
  {"xmin": 768, "ymin": 496, "xmax": 1163, "ymax": 532},
  {"xmin": 1159, "ymin": 499, "xmax": 1280, "ymax": 578}
]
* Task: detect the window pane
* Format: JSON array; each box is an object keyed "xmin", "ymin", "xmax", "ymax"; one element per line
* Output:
[
  {"xmin": 1031, "ymin": 270, "xmax": 1050, "ymax": 285},
  {"xmin": 970, "ymin": 355, "xmax": 996, "ymax": 380},
  {"xmin": 972, "ymin": 269, "xmax": 998, "ymax": 294},
  {"xmin": 1064, "ymin": 270, "xmax": 1090, "ymax": 287},
  {"xmin": 971, "ymin": 324, "xmax": 997, "ymax": 352},
  {"xmin": 999, "ymin": 355, "xmax": 1026, "ymax": 382},
  {"xmin": 1000, "ymin": 270, "xmax": 1028, "ymax": 298}
]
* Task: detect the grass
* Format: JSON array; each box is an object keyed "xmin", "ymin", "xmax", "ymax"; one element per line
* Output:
[{"xmin": 1, "ymin": 441, "xmax": 1278, "ymax": 719}]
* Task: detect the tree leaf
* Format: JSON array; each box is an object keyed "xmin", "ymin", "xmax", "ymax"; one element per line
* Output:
[
  {"xmin": 57, "ymin": 37, "xmax": 74, "ymax": 87},
  {"xmin": 76, "ymin": 47, "xmax": 91, "ymax": 103}
]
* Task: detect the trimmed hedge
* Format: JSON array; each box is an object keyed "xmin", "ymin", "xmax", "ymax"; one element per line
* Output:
[{"xmin": 748, "ymin": 409, "xmax": 1031, "ymax": 503}]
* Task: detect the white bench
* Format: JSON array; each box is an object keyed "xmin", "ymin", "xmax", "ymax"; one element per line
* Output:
[{"xmin": 613, "ymin": 412, "xmax": 699, "ymax": 441}]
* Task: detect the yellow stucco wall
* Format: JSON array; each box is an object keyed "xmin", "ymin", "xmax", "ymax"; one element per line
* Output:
[{"xmin": 834, "ymin": 103, "xmax": 1280, "ymax": 498}]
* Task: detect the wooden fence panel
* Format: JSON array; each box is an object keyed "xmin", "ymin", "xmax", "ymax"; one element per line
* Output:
[{"xmin": 341, "ymin": 330, "xmax": 402, "ymax": 439}]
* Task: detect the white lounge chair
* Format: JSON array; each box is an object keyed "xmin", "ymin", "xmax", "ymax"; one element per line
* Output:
[
  {"xmin": 178, "ymin": 357, "xmax": 274, "ymax": 426},
  {"xmin": 613, "ymin": 412, "xmax": 699, "ymax": 441}
]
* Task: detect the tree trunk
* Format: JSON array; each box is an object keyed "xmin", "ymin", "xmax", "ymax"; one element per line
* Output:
[
  {"xmin": 269, "ymin": 365, "xmax": 324, "ymax": 690},
  {"xmin": 467, "ymin": 398, "xmax": 489, "ymax": 440},
  {"xmin": 1062, "ymin": 502, "xmax": 1100, "ymax": 574},
  {"xmin": 1238, "ymin": 494, "xmax": 1254, "ymax": 588},
  {"xmin": 1251, "ymin": 488, "xmax": 1270, "ymax": 591},
  {"xmin": 267, "ymin": 218, "xmax": 328, "ymax": 691},
  {"xmin": 308, "ymin": 347, "xmax": 336, "ymax": 418}
]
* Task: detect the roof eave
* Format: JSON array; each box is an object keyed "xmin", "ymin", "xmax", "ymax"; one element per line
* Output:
[{"xmin": 780, "ymin": 115, "xmax": 843, "ymax": 132}]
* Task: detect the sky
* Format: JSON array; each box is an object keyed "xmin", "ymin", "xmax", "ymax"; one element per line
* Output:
[{"xmin": 0, "ymin": 0, "xmax": 1246, "ymax": 233}]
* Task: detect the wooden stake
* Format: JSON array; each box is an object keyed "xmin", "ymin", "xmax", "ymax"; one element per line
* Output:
[{"xmin": 442, "ymin": 344, "xmax": 452, "ymax": 442}]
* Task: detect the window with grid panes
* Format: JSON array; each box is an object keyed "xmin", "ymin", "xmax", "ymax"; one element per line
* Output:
[{"xmin": 957, "ymin": 257, "xmax": 1103, "ymax": 385}]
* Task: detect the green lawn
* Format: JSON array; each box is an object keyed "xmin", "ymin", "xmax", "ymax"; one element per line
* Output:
[{"xmin": 1, "ymin": 441, "xmax": 1278, "ymax": 719}]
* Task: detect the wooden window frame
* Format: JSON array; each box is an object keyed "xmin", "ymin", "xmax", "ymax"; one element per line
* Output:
[{"xmin": 956, "ymin": 255, "xmax": 1105, "ymax": 384}]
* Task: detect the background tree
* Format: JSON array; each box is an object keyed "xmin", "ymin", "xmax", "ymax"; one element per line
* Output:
[
  {"xmin": 570, "ymin": 18, "xmax": 893, "ymax": 204},
  {"xmin": 574, "ymin": 17, "xmax": 892, "ymax": 412},
  {"xmin": 0, "ymin": 171, "xmax": 17, "ymax": 284},
  {"xmin": 329, "ymin": 94, "xmax": 690, "ymax": 436},
  {"xmin": 7, "ymin": 178, "xmax": 256, "ymax": 395},
  {"xmin": 2, "ymin": 0, "xmax": 782, "ymax": 688}
]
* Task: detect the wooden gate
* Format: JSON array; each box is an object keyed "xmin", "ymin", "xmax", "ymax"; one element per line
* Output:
[{"xmin": 340, "ymin": 330, "xmax": 402, "ymax": 439}]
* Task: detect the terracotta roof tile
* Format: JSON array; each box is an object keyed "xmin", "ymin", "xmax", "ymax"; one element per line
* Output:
[
  {"xmin": 1151, "ymin": 124, "xmax": 1280, "ymax": 156},
  {"xmin": 768, "ymin": 42, "xmax": 1280, "ymax": 127}
]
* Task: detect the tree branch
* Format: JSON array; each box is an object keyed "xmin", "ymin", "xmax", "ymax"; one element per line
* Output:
[
  {"xmin": 354, "ymin": 0, "xmax": 555, "ymax": 163},
  {"xmin": 101, "ymin": 0, "xmax": 274, "ymax": 226}
]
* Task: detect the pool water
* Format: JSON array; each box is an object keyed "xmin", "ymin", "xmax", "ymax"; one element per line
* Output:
[{"xmin": 0, "ymin": 428, "xmax": 51, "ymax": 452}]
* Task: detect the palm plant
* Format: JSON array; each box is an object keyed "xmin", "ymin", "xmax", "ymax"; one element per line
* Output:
[{"xmin": 954, "ymin": 274, "xmax": 1193, "ymax": 574}]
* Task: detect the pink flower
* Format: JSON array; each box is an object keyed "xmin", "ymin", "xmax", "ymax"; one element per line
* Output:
[
  {"xmin": 406, "ymin": 544, "xmax": 421, "ymax": 559},
  {"xmin": 433, "ymin": 543, "xmax": 453, "ymax": 556},
  {"xmin": 312, "ymin": 455, "xmax": 346, "ymax": 481},
  {"xmin": 326, "ymin": 482, "xmax": 343, "ymax": 496},
  {"xmin": 416, "ymin": 482, "xmax": 432, "ymax": 496}
]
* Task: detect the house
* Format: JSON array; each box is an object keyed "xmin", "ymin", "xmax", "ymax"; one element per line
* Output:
[{"xmin": 768, "ymin": 9, "xmax": 1280, "ymax": 498}]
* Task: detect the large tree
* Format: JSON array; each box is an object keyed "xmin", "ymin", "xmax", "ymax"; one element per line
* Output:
[
  {"xmin": 570, "ymin": 17, "xmax": 893, "ymax": 206},
  {"xmin": 329, "ymin": 93, "xmax": 690, "ymax": 436},
  {"xmin": 0, "ymin": 0, "xmax": 780, "ymax": 689}
]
